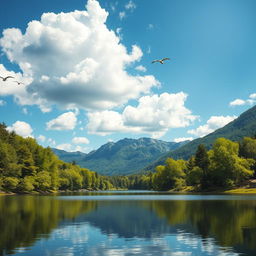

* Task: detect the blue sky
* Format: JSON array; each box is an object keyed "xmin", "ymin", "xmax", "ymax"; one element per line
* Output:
[{"xmin": 0, "ymin": 0, "xmax": 255, "ymax": 152}]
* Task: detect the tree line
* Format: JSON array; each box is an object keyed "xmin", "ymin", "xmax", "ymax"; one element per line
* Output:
[
  {"xmin": 1, "ymin": 121, "xmax": 256, "ymax": 193},
  {"xmin": 0, "ymin": 123, "xmax": 113, "ymax": 193},
  {"xmin": 109, "ymin": 136, "xmax": 256, "ymax": 191}
]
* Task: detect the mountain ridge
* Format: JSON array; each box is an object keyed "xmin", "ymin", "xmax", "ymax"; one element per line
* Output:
[
  {"xmin": 53, "ymin": 137, "xmax": 188, "ymax": 175},
  {"xmin": 145, "ymin": 105, "xmax": 256, "ymax": 170}
]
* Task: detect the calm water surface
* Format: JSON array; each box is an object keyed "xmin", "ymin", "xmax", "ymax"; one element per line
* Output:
[{"xmin": 1, "ymin": 191, "xmax": 256, "ymax": 256}]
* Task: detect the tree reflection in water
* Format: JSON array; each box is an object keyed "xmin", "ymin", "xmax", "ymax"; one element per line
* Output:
[{"xmin": 1, "ymin": 195, "xmax": 256, "ymax": 256}]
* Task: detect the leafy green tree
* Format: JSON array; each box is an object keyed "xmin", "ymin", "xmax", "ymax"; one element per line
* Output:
[
  {"xmin": 153, "ymin": 158, "xmax": 186, "ymax": 191},
  {"xmin": 186, "ymin": 156, "xmax": 195, "ymax": 172},
  {"xmin": 17, "ymin": 145, "xmax": 37, "ymax": 177},
  {"xmin": 186, "ymin": 167, "xmax": 203, "ymax": 186},
  {"xmin": 0, "ymin": 142, "xmax": 10, "ymax": 177},
  {"xmin": 195, "ymin": 144, "xmax": 210, "ymax": 189},
  {"xmin": 239, "ymin": 137, "xmax": 256, "ymax": 160},
  {"xmin": 209, "ymin": 138, "xmax": 254, "ymax": 187},
  {"xmin": 80, "ymin": 168, "xmax": 93, "ymax": 189},
  {"xmin": 18, "ymin": 176, "xmax": 35, "ymax": 192},
  {"xmin": 59, "ymin": 169, "xmax": 83, "ymax": 190},
  {"xmin": 195, "ymin": 144, "xmax": 210, "ymax": 170},
  {"xmin": 2, "ymin": 177, "xmax": 19, "ymax": 191},
  {"xmin": 35, "ymin": 171, "xmax": 52, "ymax": 191}
]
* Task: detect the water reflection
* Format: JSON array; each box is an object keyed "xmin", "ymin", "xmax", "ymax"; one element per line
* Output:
[{"xmin": 0, "ymin": 193, "xmax": 256, "ymax": 256}]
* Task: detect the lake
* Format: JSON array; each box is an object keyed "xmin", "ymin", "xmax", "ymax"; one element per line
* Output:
[{"xmin": 1, "ymin": 191, "xmax": 256, "ymax": 256}]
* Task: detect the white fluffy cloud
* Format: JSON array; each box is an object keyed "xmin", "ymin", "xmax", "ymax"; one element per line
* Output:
[
  {"xmin": 0, "ymin": 64, "xmax": 35, "ymax": 106},
  {"xmin": 56, "ymin": 143, "xmax": 73, "ymax": 151},
  {"xmin": 48, "ymin": 138, "xmax": 56, "ymax": 146},
  {"xmin": 229, "ymin": 99, "xmax": 246, "ymax": 106},
  {"xmin": 174, "ymin": 137, "xmax": 193, "ymax": 143},
  {"xmin": 46, "ymin": 112, "xmax": 77, "ymax": 130},
  {"xmin": 0, "ymin": 100, "xmax": 6, "ymax": 106},
  {"xmin": 72, "ymin": 136, "xmax": 90, "ymax": 144},
  {"xmin": 125, "ymin": 1, "xmax": 136, "ymax": 10},
  {"xmin": 119, "ymin": 11, "xmax": 126, "ymax": 20},
  {"xmin": 229, "ymin": 93, "xmax": 256, "ymax": 107},
  {"xmin": 0, "ymin": 0, "xmax": 158, "ymax": 111},
  {"xmin": 249, "ymin": 93, "xmax": 256, "ymax": 99},
  {"xmin": 188, "ymin": 115, "xmax": 237, "ymax": 137},
  {"xmin": 87, "ymin": 92, "xmax": 198, "ymax": 138},
  {"xmin": 37, "ymin": 135, "xmax": 46, "ymax": 142},
  {"xmin": 7, "ymin": 121, "xmax": 33, "ymax": 138},
  {"xmin": 56, "ymin": 143, "xmax": 88, "ymax": 152},
  {"xmin": 135, "ymin": 65, "xmax": 147, "ymax": 72}
]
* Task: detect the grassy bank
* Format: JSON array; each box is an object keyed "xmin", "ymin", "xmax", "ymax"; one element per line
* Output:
[{"xmin": 224, "ymin": 188, "xmax": 256, "ymax": 194}]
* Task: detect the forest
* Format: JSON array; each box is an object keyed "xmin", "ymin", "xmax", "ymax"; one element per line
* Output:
[
  {"xmin": 0, "ymin": 122, "xmax": 256, "ymax": 193},
  {"xmin": 0, "ymin": 123, "xmax": 113, "ymax": 192}
]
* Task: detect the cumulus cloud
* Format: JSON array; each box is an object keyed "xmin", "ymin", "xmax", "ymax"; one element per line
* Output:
[
  {"xmin": 174, "ymin": 137, "xmax": 193, "ymax": 143},
  {"xmin": 116, "ymin": 27, "xmax": 123, "ymax": 40},
  {"xmin": 249, "ymin": 93, "xmax": 256, "ymax": 99},
  {"xmin": 0, "ymin": 64, "xmax": 35, "ymax": 106},
  {"xmin": 7, "ymin": 121, "xmax": 33, "ymax": 138},
  {"xmin": 119, "ymin": 11, "xmax": 126, "ymax": 20},
  {"xmin": 56, "ymin": 143, "xmax": 73, "ymax": 151},
  {"xmin": 0, "ymin": 0, "xmax": 158, "ymax": 111},
  {"xmin": 188, "ymin": 115, "xmax": 237, "ymax": 137},
  {"xmin": 87, "ymin": 92, "xmax": 198, "ymax": 138},
  {"xmin": 0, "ymin": 100, "xmax": 6, "ymax": 106},
  {"xmin": 229, "ymin": 99, "xmax": 246, "ymax": 106},
  {"xmin": 56, "ymin": 143, "xmax": 88, "ymax": 152},
  {"xmin": 72, "ymin": 136, "xmax": 90, "ymax": 144},
  {"xmin": 229, "ymin": 93, "xmax": 256, "ymax": 107},
  {"xmin": 135, "ymin": 65, "xmax": 147, "ymax": 72},
  {"xmin": 46, "ymin": 112, "xmax": 77, "ymax": 130},
  {"xmin": 38, "ymin": 135, "xmax": 46, "ymax": 142},
  {"xmin": 125, "ymin": 0, "xmax": 136, "ymax": 11},
  {"xmin": 48, "ymin": 138, "xmax": 56, "ymax": 146}
]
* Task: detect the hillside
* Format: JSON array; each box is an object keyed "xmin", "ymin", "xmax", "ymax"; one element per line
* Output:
[
  {"xmin": 145, "ymin": 105, "xmax": 256, "ymax": 170},
  {"xmin": 53, "ymin": 138, "xmax": 188, "ymax": 175},
  {"xmin": 51, "ymin": 149, "xmax": 87, "ymax": 164},
  {"xmin": 0, "ymin": 123, "xmax": 113, "ymax": 193}
]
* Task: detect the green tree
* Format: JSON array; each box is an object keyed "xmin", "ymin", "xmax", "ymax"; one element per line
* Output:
[
  {"xmin": 17, "ymin": 145, "xmax": 37, "ymax": 177},
  {"xmin": 186, "ymin": 166, "xmax": 203, "ymax": 186},
  {"xmin": 195, "ymin": 144, "xmax": 210, "ymax": 189},
  {"xmin": 35, "ymin": 171, "xmax": 52, "ymax": 191},
  {"xmin": 2, "ymin": 177, "xmax": 19, "ymax": 191},
  {"xmin": 209, "ymin": 138, "xmax": 254, "ymax": 187},
  {"xmin": 18, "ymin": 176, "xmax": 35, "ymax": 192},
  {"xmin": 153, "ymin": 158, "xmax": 186, "ymax": 191}
]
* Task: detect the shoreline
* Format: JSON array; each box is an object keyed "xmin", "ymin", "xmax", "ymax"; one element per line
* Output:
[{"xmin": 1, "ymin": 187, "xmax": 256, "ymax": 195}]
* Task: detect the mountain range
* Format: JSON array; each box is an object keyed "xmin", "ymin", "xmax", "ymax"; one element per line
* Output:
[
  {"xmin": 52, "ymin": 138, "xmax": 187, "ymax": 175},
  {"xmin": 145, "ymin": 104, "xmax": 256, "ymax": 170},
  {"xmin": 53, "ymin": 105, "xmax": 256, "ymax": 176}
]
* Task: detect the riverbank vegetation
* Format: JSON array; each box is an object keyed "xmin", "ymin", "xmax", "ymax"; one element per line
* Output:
[
  {"xmin": 0, "ymin": 122, "xmax": 256, "ymax": 193},
  {"xmin": 109, "ymin": 136, "xmax": 256, "ymax": 192},
  {"xmin": 0, "ymin": 123, "xmax": 113, "ymax": 193}
]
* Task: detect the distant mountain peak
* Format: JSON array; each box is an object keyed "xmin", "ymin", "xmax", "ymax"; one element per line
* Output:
[
  {"xmin": 53, "ymin": 137, "xmax": 188, "ymax": 175},
  {"xmin": 145, "ymin": 105, "xmax": 256, "ymax": 171}
]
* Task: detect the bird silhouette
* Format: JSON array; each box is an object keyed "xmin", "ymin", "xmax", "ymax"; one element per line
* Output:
[
  {"xmin": 14, "ymin": 81, "xmax": 24, "ymax": 85},
  {"xmin": 152, "ymin": 58, "xmax": 170, "ymax": 64},
  {"xmin": 0, "ymin": 75, "xmax": 14, "ymax": 81}
]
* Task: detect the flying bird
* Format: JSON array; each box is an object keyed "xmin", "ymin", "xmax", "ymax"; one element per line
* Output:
[
  {"xmin": 0, "ymin": 75, "xmax": 14, "ymax": 81},
  {"xmin": 152, "ymin": 58, "xmax": 170, "ymax": 64},
  {"xmin": 14, "ymin": 81, "xmax": 24, "ymax": 85}
]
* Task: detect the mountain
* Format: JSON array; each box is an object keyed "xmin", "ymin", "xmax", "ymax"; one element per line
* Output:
[
  {"xmin": 145, "ymin": 105, "xmax": 256, "ymax": 170},
  {"xmin": 51, "ymin": 148, "xmax": 87, "ymax": 163},
  {"xmin": 53, "ymin": 138, "xmax": 188, "ymax": 175}
]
